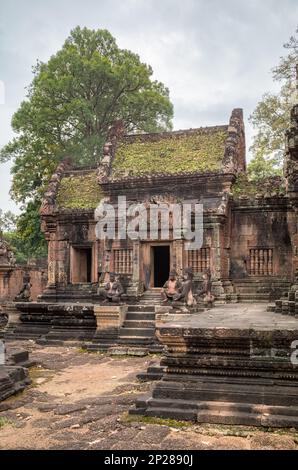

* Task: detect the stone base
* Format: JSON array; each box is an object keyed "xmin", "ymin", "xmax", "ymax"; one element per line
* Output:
[
  {"xmin": 0, "ymin": 343, "xmax": 32, "ymax": 403},
  {"xmin": 0, "ymin": 366, "xmax": 31, "ymax": 402},
  {"xmin": 1, "ymin": 302, "xmax": 96, "ymax": 342},
  {"xmin": 131, "ymin": 305, "xmax": 298, "ymax": 428},
  {"xmin": 93, "ymin": 304, "xmax": 128, "ymax": 340}
]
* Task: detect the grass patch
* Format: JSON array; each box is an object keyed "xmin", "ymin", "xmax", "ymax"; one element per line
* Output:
[
  {"xmin": 0, "ymin": 416, "xmax": 13, "ymax": 429},
  {"xmin": 121, "ymin": 412, "xmax": 190, "ymax": 429}
]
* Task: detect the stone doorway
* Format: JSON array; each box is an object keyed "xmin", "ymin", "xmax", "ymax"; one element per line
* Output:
[
  {"xmin": 71, "ymin": 247, "xmax": 92, "ymax": 283},
  {"xmin": 151, "ymin": 245, "xmax": 170, "ymax": 287}
]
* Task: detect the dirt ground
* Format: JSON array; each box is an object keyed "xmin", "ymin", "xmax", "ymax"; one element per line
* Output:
[{"xmin": 0, "ymin": 341, "xmax": 297, "ymax": 450}]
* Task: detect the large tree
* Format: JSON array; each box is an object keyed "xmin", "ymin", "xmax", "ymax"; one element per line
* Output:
[
  {"xmin": 248, "ymin": 27, "xmax": 298, "ymax": 178},
  {"xmin": 0, "ymin": 26, "xmax": 173, "ymax": 259}
]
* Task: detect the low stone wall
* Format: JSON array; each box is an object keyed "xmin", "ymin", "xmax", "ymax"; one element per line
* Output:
[
  {"xmin": 0, "ymin": 266, "xmax": 47, "ymax": 302},
  {"xmin": 1, "ymin": 302, "xmax": 96, "ymax": 342}
]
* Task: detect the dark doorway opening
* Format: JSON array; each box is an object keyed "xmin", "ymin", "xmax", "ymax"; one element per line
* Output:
[
  {"xmin": 72, "ymin": 247, "xmax": 92, "ymax": 283},
  {"xmin": 152, "ymin": 245, "xmax": 170, "ymax": 287}
]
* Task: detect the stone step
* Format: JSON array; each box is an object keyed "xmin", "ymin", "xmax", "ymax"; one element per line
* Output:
[
  {"xmin": 237, "ymin": 293, "xmax": 271, "ymax": 301},
  {"xmin": 132, "ymin": 398, "xmax": 298, "ymax": 427},
  {"xmin": 127, "ymin": 305, "xmax": 155, "ymax": 312},
  {"xmin": 142, "ymin": 407, "xmax": 197, "ymax": 421},
  {"xmin": 126, "ymin": 312, "xmax": 156, "ymax": 321},
  {"xmin": 152, "ymin": 380, "xmax": 298, "ymax": 405},
  {"xmin": 118, "ymin": 336, "xmax": 155, "ymax": 345},
  {"xmin": 120, "ymin": 327, "xmax": 155, "ymax": 338},
  {"xmin": 137, "ymin": 366, "xmax": 165, "ymax": 382},
  {"xmin": 123, "ymin": 320, "xmax": 155, "ymax": 329}
]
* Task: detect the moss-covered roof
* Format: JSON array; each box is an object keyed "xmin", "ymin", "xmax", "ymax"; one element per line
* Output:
[
  {"xmin": 56, "ymin": 171, "xmax": 103, "ymax": 209},
  {"xmin": 111, "ymin": 127, "xmax": 228, "ymax": 179}
]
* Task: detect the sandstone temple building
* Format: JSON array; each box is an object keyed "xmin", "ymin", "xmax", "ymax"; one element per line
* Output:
[{"xmin": 37, "ymin": 108, "xmax": 294, "ymax": 304}]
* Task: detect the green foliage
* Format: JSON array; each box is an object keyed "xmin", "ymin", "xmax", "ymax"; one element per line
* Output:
[
  {"xmin": 0, "ymin": 26, "xmax": 173, "ymax": 261},
  {"xmin": 232, "ymin": 173, "xmax": 285, "ymax": 199},
  {"xmin": 272, "ymin": 27, "xmax": 298, "ymax": 82},
  {"xmin": 247, "ymin": 153, "xmax": 282, "ymax": 182},
  {"xmin": 249, "ymin": 26, "xmax": 298, "ymax": 170},
  {"xmin": 112, "ymin": 130, "xmax": 227, "ymax": 178},
  {"xmin": 4, "ymin": 200, "xmax": 47, "ymax": 264},
  {"xmin": 0, "ymin": 209, "xmax": 17, "ymax": 232},
  {"xmin": 249, "ymin": 83, "xmax": 294, "ymax": 165},
  {"xmin": 56, "ymin": 171, "xmax": 103, "ymax": 209},
  {"xmin": 0, "ymin": 26, "xmax": 173, "ymax": 204}
]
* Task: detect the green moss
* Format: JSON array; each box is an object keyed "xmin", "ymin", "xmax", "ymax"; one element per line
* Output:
[
  {"xmin": 112, "ymin": 130, "xmax": 227, "ymax": 178},
  {"xmin": 121, "ymin": 412, "xmax": 190, "ymax": 428},
  {"xmin": 232, "ymin": 174, "xmax": 286, "ymax": 199},
  {"xmin": 56, "ymin": 171, "xmax": 103, "ymax": 209}
]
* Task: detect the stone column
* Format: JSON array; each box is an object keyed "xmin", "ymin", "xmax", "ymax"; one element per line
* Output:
[
  {"xmin": 212, "ymin": 222, "xmax": 225, "ymax": 297},
  {"xmin": 57, "ymin": 240, "xmax": 68, "ymax": 287},
  {"xmin": 173, "ymin": 239, "xmax": 183, "ymax": 274},
  {"xmin": 47, "ymin": 232, "xmax": 58, "ymax": 288},
  {"xmin": 127, "ymin": 240, "xmax": 142, "ymax": 296}
]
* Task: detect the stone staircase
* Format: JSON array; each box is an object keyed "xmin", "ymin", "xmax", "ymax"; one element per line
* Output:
[
  {"xmin": 119, "ymin": 304, "xmax": 156, "ymax": 345},
  {"xmin": 87, "ymin": 302, "xmax": 163, "ymax": 354},
  {"xmin": 140, "ymin": 289, "xmax": 162, "ymax": 305}
]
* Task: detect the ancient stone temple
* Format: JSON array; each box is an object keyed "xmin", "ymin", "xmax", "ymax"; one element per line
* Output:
[
  {"xmin": 2, "ymin": 105, "xmax": 297, "ymax": 348},
  {"xmin": 38, "ymin": 108, "xmax": 292, "ymax": 305}
]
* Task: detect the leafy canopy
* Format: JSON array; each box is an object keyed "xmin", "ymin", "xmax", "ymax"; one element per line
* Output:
[
  {"xmin": 0, "ymin": 26, "xmax": 173, "ymax": 261},
  {"xmin": 0, "ymin": 26, "xmax": 173, "ymax": 203},
  {"xmin": 248, "ymin": 26, "xmax": 298, "ymax": 178}
]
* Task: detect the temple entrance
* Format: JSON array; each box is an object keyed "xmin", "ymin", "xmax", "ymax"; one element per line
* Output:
[
  {"xmin": 71, "ymin": 247, "xmax": 92, "ymax": 283},
  {"xmin": 152, "ymin": 245, "xmax": 170, "ymax": 287}
]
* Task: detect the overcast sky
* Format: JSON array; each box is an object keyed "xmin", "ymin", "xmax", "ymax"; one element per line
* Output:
[{"xmin": 0, "ymin": 0, "xmax": 297, "ymax": 212}]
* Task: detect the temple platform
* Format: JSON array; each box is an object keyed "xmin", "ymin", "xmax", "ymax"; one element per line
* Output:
[{"xmin": 131, "ymin": 304, "xmax": 298, "ymax": 428}]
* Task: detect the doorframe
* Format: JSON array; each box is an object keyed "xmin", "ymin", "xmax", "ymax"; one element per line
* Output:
[
  {"xmin": 70, "ymin": 244, "xmax": 94, "ymax": 284},
  {"xmin": 150, "ymin": 242, "xmax": 171, "ymax": 288}
]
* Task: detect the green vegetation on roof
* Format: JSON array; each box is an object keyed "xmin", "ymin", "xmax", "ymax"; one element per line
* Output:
[
  {"xmin": 56, "ymin": 171, "xmax": 103, "ymax": 209},
  {"xmin": 111, "ymin": 130, "xmax": 228, "ymax": 178},
  {"xmin": 232, "ymin": 173, "xmax": 286, "ymax": 199}
]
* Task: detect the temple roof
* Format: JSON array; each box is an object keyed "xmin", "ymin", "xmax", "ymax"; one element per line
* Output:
[
  {"xmin": 41, "ymin": 108, "xmax": 246, "ymax": 213},
  {"xmin": 56, "ymin": 170, "xmax": 102, "ymax": 210},
  {"xmin": 111, "ymin": 126, "xmax": 229, "ymax": 179}
]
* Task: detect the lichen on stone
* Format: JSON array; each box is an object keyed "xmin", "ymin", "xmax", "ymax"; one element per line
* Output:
[
  {"xmin": 56, "ymin": 171, "xmax": 103, "ymax": 209},
  {"xmin": 111, "ymin": 128, "xmax": 228, "ymax": 178}
]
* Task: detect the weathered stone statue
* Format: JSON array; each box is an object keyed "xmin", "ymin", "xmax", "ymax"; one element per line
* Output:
[
  {"xmin": 161, "ymin": 271, "xmax": 182, "ymax": 303},
  {"xmin": 98, "ymin": 272, "xmax": 124, "ymax": 303},
  {"xmin": 14, "ymin": 274, "xmax": 32, "ymax": 302},
  {"xmin": 197, "ymin": 269, "xmax": 214, "ymax": 307},
  {"xmin": 174, "ymin": 267, "xmax": 196, "ymax": 306}
]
